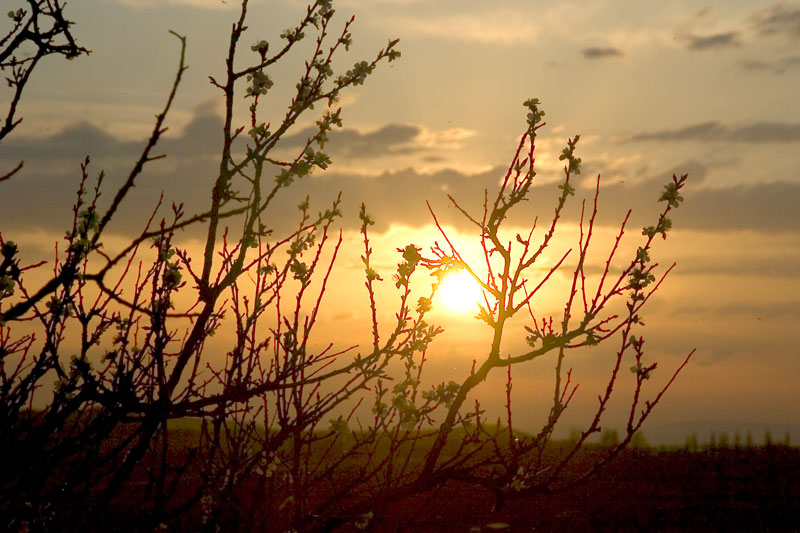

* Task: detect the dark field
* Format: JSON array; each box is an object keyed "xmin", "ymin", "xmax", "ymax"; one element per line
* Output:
[
  {"xmin": 6, "ymin": 417, "xmax": 799, "ymax": 531},
  {"xmin": 83, "ymin": 442, "xmax": 800, "ymax": 531},
  {"xmin": 384, "ymin": 446, "xmax": 800, "ymax": 532}
]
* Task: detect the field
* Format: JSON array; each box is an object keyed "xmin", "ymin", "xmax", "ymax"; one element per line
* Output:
[
  {"xmin": 25, "ymin": 421, "xmax": 796, "ymax": 532},
  {"xmin": 381, "ymin": 445, "xmax": 800, "ymax": 531}
]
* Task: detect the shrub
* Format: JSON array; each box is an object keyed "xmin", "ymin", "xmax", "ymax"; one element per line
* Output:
[{"xmin": 0, "ymin": 1, "xmax": 693, "ymax": 530}]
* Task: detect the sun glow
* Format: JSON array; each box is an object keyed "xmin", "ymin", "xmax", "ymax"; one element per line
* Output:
[{"xmin": 438, "ymin": 269, "xmax": 483, "ymax": 312}]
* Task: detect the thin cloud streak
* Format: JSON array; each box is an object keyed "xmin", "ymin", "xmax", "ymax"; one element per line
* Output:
[
  {"xmin": 740, "ymin": 55, "xmax": 800, "ymax": 73},
  {"xmin": 750, "ymin": 1, "xmax": 800, "ymax": 39},
  {"xmin": 684, "ymin": 31, "xmax": 741, "ymax": 50},
  {"xmin": 281, "ymin": 124, "xmax": 476, "ymax": 159},
  {"xmin": 623, "ymin": 121, "xmax": 800, "ymax": 143},
  {"xmin": 582, "ymin": 47, "xmax": 624, "ymax": 59}
]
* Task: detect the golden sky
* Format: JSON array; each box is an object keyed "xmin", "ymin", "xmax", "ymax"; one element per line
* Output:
[{"xmin": 2, "ymin": 0, "xmax": 799, "ymax": 443}]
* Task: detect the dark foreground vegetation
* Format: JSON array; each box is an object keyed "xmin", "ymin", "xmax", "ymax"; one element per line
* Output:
[
  {"xmin": 8, "ymin": 420, "xmax": 800, "ymax": 531},
  {"xmin": 452, "ymin": 444, "xmax": 800, "ymax": 532},
  {"xmin": 2, "ymin": 2, "xmax": 701, "ymax": 532}
]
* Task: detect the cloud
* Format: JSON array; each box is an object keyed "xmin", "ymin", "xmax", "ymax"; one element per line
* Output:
[
  {"xmin": 0, "ymin": 106, "xmax": 222, "ymax": 161},
  {"xmin": 684, "ymin": 31, "xmax": 741, "ymax": 50},
  {"xmin": 282, "ymin": 124, "xmax": 419, "ymax": 159},
  {"xmin": 740, "ymin": 55, "xmax": 800, "ymax": 73},
  {"xmin": 576, "ymin": 162, "xmax": 800, "ymax": 235},
  {"xmin": 280, "ymin": 124, "xmax": 475, "ymax": 159},
  {"xmin": 2, "ymin": 109, "xmax": 799, "ymax": 243},
  {"xmin": 673, "ymin": 300, "xmax": 800, "ymax": 319},
  {"xmin": 623, "ymin": 121, "xmax": 800, "ymax": 143},
  {"xmin": 694, "ymin": 7, "xmax": 714, "ymax": 19},
  {"xmin": 582, "ymin": 47, "xmax": 624, "ymax": 59},
  {"xmin": 677, "ymin": 181, "xmax": 800, "ymax": 234},
  {"xmin": 750, "ymin": 1, "xmax": 800, "ymax": 40},
  {"xmin": 676, "ymin": 257, "xmax": 800, "ymax": 279},
  {"xmin": 0, "ymin": 122, "xmax": 141, "ymax": 160}
]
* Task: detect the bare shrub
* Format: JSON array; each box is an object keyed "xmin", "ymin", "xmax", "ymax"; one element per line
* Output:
[{"xmin": 0, "ymin": 1, "xmax": 692, "ymax": 531}]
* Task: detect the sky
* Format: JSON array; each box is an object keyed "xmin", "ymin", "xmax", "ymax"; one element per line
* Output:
[{"xmin": 1, "ymin": 0, "xmax": 799, "ymax": 443}]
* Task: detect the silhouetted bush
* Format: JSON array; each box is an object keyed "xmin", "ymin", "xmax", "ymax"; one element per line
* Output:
[{"xmin": 0, "ymin": 1, "xmax": 693, "ymax": 530}]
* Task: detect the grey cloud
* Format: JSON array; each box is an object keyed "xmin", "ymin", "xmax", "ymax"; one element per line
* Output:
[
  {"xmin": 676, "ymin": 256, "xmax": 800, "ymax": 279},
  {"xmin": 0, "ymin": 108, "xmax": 223, "ymax": 162},
  {"xmin": 694, "ymin": 7, "xmax": 714, "ymax": 19},
  {"xmin": 0, "ymin": 122, "xmax": 141, "ymax": 160},
  {"xmin": 576, "ymin": 160, "xmax": 800, "ymax": 235},
  {"xmin": 2, "ymin": 110, "xmax": 799, "ymax": 247},
  {"xmin": 281, "ymin": 124, "xmax": 422, "ymax": 159},
  {"xmin": 160, "ymin": 109, "xmax": 224, "ymax": 157},
  {"xmin": 582, "ymin": 47, "xmax": 624, "ymax": 59},
  {"xmin": 740, "ymin": 55, "xmax": 800, "ymax": 74},
  {"xmin": 750, "ymin": 1, "xmax": 800, "ymax": 40},
  {"xmin": 674, "ymin": 300, "xmax": 800, "ymax": 319},
  {"xmin": 685, "ymin": 31, "xmax": 741, "ymax": 50},
  {"xmin": 0, "ymin": 109, "xmax": 467, "ymax": 238},
  {"xmin": 0, "ymin": 109, "xmax": 226, "ymax": 240},
  {"xmin": 624, "ymin": 121, "xmax": 800, "ymax": 143},
  {"xmin": 677, "ymin": 181, "xmax": 800, "ymax": 234}
]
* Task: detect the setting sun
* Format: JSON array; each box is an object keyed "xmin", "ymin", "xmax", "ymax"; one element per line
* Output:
[{"xmin": 438, "ymin": 269, "xmax": 483, "ymax": 312}]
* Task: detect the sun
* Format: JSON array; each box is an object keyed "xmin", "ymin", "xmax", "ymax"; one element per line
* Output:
[{"xmin": 438, "ymin": 269, "xmax": 483, "ymax": 312}]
